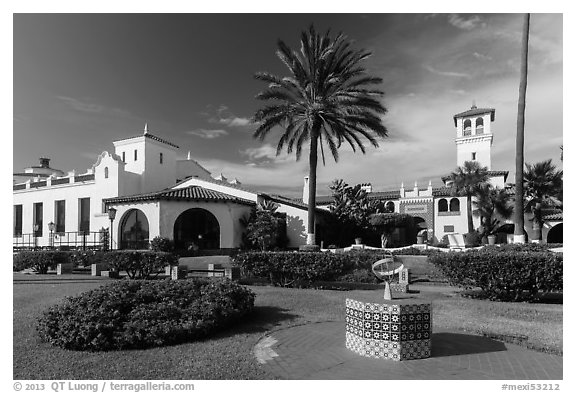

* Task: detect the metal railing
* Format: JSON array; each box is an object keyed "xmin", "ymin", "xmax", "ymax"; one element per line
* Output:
[{"xmin": 13, "ymin": 231, "xmax": 108, "ymax": 251}]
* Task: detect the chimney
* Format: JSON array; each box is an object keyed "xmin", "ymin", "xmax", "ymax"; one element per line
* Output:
[
  {"xmin": 39, "ymin": 158, "xmax": 50, "ymax": 168},
  {"xmin": 302, "ymin": 176, "xmax": 309, "ymax": 204}
]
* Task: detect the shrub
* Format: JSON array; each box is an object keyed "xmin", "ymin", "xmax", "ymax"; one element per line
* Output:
[
  {"xmin": 234, "ymin": 250, "xmax": 398, "ymax": 287},
  {"xmin": 103, "ymin": 251, "xmax": 178, "ymax": 279},
  {"xmin": 70, "ymin": 250, "xmax": 108, "ymax": 267},
  {"xmin": 13, "ymin": 251, "xmax": 72, "ymax": 274},
  {"xmin": 464, "ymin": 231, "xmax": 483, "ymax": 247},
  {"xmin": 37, "ymin": 279, "xmax": 255, "ymax": 351},
  {"xmin": 428, "ymin": 248, "xmax": 563, "ymax": 301},
  {"xmin": 149, "ymin": 236, "xmax": 175, "ymax": 252},
  {"xmin": 337, "ymin": 268, "xmax": 380, "ymax": 283}
]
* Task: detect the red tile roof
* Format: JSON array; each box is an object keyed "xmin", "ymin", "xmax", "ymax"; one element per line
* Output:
[
  {"xmin": 453, "ymin": 107, "xmax": 495, "ymax": 126},
  {"xmin": 114, "ymin": 132, "xmax": 179, "ymax": 149},
  {"xmin": 103, "ymin": 185, "xmax": 254, "ymax": 206}
]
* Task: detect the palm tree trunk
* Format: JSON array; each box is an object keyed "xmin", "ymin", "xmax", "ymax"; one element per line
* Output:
[
  {"xmin": 306, "ymin": 133, "xmax": 319, "ymax": 245},
  {"xmin": 467, "ymin": 195, "xmax": 474, "ymax": 233},
  {"xmin": 513, "ymin": 13, "xmax": 530, "ymax": 244}
]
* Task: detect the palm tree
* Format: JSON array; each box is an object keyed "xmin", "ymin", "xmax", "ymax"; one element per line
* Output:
[
  {"xmin": 253, "ymin": 25, "xmax": 388, "ymax": 246},
  {"xmin": 523, "ymin": 159, "xmax": 563, "ymax": 242},
  {"xmin": 473, "ymin": 184, "xmax": 513, "ymax": 240},
  {"xmin": 449, "ymin": 160, "xmax": 490, "ymax": 233},
  {"xmin": 513, "ymin": 13, "xmax": 530, "ymax": 243}
]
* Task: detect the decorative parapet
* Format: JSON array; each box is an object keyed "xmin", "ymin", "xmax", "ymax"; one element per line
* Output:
[
  {"xmin": 75, "ymin": 174, "xmax": 95, "ymax": 182},
  {"xmin": 345, "ymin": 298, "xmax": 432, "ymax": 361},
  {"xmin": 13, "ymin": 172, "xmax": 94, "ymax": 191}
]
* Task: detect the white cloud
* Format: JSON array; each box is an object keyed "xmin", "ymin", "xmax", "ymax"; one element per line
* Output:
[
  {"xmin": 219, "ymin": 116, "xmax": 252, "ymax": 127},
  {"xmin": 56, "ymin": 96, "xmax": 131, "ymax": 116},
  {"xmin": 472, "ymin": 52, "xmax": 492, "ymax": 61},
  {"xmin": 448, "ymin": 14, "xmax": 485, "ymax": 31},
  {"xmin": 423, "ymin": 65, "xmax": 470, "ymax": 78},
  {"xmin": 186, "ymin": 129, "xmax": 229, "ymax": 139}
]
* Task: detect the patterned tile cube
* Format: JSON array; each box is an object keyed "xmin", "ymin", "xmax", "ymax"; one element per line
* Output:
[{"xmin": 345, "ymin": 298, "xmax": 432, "ymax": 361}]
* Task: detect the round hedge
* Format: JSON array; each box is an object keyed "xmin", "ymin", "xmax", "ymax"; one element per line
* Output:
[{"xmin": 37, "ymin": 279, "xmax": 255, "ymax": 351}]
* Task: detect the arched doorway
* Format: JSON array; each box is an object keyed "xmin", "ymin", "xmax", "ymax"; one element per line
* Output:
[
  {"xmin": 120, "ymin": 209, "xmax": 149, "ymax": 249},
  {"xmin": 173, "ymin": 208, "xmax": 220, "ymax": 250},
  {"xmin": 413, "ymin": 217, "xmax": 428, "ymax": 243},
  {"xmin": 547, "ymin": 223, "xmax": 562, "ymax": 244}
]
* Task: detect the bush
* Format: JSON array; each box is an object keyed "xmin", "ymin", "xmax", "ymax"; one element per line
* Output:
[
  {"xmin": 13, "ymin": 251, "xmax": 72, "ymax": 274},
  {"xmin": 337, "ymin": 268, "xmax": 380, "ymax": 283},
  {"xmin": 37, "ymin": 279, "xmax": 255, "ymax": 351},
  {"xmin": 390, "ymin": 247, "xmax": 441, "ymax": 256},
  {"xmin": 149, "ymin": 236, "xmax": 175, "ymax": 252},
  {"xmin": 464, "ymin": 231, "xmax": 483, "ymax": 247},
  {"xmin": 70, "ymin": 250, "xmax": 108, "ymax": 267},
  {"xmin": 103, "ymin": 251, "xmax": 178, "ymax": 279},
  {"xmin": 234, "ymin": 250, "xmax": 398, "ymax": 287},
  {"xmin": 429, "ymin": 248, "xmax": 563, "ymax": 301}
]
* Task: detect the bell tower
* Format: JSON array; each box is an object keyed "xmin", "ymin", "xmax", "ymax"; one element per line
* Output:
[{"xmin": 453, "ymin": 104, "xmax": 495, "ymax": 170}]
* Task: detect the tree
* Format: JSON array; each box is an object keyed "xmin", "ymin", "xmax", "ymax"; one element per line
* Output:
[
  {"xmin": 523, "ymin": 159, "xmax": 563, "ymax": 242},
  {"xmin": 472, "ymin": 184, "xmax": 513, "ymax": 239},
  {"xmin": 448, "ymin": 160, "xmax": 490, "ymax": 233},
  {"xmin": 242, "ymin": 200, "xmax": 287, "ymax": 251},
  {"xmin": 513, "ymin": 13, "xmax": 530, "ymax": 243},
  {"xmin": 328, "ymin": 179, "xmax": 383, "ymax": 245},
  {"xmin": 253, "ymin": 25, "xmax": 388, "ymax": 246}
]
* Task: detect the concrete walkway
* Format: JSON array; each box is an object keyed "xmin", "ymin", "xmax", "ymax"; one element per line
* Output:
[{"xmin": 254, "ymin": 321, "xmax": 562, "ymax": 380}]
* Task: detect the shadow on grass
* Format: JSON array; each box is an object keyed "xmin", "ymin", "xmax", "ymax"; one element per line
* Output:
[
  {"xmin": 216, "ymin": 306, "xmax": 299, "ymax": 338},
  {"xmin": 431, "ymin": 332, "xmax": 507, "ymax": 358}
]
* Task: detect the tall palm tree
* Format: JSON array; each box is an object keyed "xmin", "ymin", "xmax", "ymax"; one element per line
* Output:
[
  {"xmin": 449, "ymin": 160, "xmax": 490, "ymax": 233},
  {"xmin": 513, "ymin": 13, "xmax": 530, "ymax": 243},
  {"xmin": 253, "ymin": 25, "xmax": 388, "ymax": 246},
  {"xmin": 523, "ymin": 159, "xmax": 563, "ymax": 242},
  {"xmin": 473, "ymin": 184, "xmax": 513, "ymax": 238}
]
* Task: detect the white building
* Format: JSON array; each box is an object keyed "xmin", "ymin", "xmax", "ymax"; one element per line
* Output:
[{"xmin": 13, "ymin": 125, "xmax": 320, "ymax": 250}]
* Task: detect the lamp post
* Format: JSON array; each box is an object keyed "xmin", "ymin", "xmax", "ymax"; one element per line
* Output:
[
  {"xmin": 33, "ymin": 224, "xmax": 39, "ymax": 249},
  {"xmin": 48, "ymin": 222, "xmax": 55, "ymax": 248},
  {"xmin": 108, "ymin": 207, "xmax": 117, "ymax": 250}
]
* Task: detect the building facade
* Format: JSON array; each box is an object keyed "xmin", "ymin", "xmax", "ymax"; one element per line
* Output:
[{"xmin": 13, "ymin": 125, "xmax": 318, "ymax": 250}]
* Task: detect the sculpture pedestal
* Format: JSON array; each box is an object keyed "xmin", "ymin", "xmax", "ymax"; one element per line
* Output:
[{"xmin": 345, "ymin": 298, "xmax": 432, "ymax": 361}]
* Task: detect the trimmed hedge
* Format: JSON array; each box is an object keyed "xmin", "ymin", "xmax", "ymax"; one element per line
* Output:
[
  {"xmin": 103, "ymin": 251, "xmax": 178, "ymax": 279},
  {"xmin": 13, "ymin": 251, "xmax": 71, "ymax": 274},
  {"xmin": 428, "ymin": 248, "xmax": 563, "ymax": 301},
  {"xmin": 37, "ymin": 279, "xmax": 255, "ymax": 351},
  {"xmin": 233, "ymin": 250, "xmax": 395, "ymax": 287}
]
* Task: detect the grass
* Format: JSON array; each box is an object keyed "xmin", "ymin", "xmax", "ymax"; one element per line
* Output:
[{"xmin": 13, "ymin": 276, "xmax": 562, "ymax": 380}]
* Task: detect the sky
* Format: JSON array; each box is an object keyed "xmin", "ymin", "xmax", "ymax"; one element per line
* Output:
[{"xmin": 13, "ymin": 13, "xmax": 563, "ymax": 198}]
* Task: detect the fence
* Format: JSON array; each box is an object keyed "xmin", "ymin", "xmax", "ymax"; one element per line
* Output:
[{"xmin": 13, "ymin": 231, "xmax": 108, "ymax": 251}]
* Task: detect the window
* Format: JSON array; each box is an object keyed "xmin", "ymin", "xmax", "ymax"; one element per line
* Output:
[
  {"xmin": 438, "ymin": 198, "xmax": 448, "ymax": 212},
  {"xmin": 104, "ymin": 167, "xmax": 109, "ymax": 179},
  {"xmin": 122, "ymin": 152, "xmax": 126, "ymax": 162},
  {"xmin": 134, "ymin": 149, "xmax": 138, "ymax": 161},
  {"xmin": 472, "ymin": 152, "xmax": 476, "ymax": 160},
  {"xmin": 14, "ymin": 205, "xmax": 22, "ymax": 237},
  {"xmin": 55, "ymin": 200, "xmax": 66, "ymax": 233},
  {"xmin": 449, "ymin": 198, "xmax": 460, "ymax": 212},
  {"xmin": 33, "ymin": 202, "xmax": 43, "ymax": 236},
  {"xmin": 444, "ymin": 225, "xmax": 455, "ymax": 233},
  {"xmin": 463, "ymin": 119, "xmax": 472, "ymax": 136},
  {"xmin": 79, "ymin": 198, "xmax": 90, "ymax": 233},
  {"xmin": 475, "ymin": 117, "xmax": 484, "ymax": 134},
  {"xmin": 160, "ymin": 152, "xmax": 163, "ymax": 164}
]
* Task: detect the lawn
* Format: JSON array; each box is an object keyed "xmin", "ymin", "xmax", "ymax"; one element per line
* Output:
[{"xmin": 13, "ymin": 276, "xmax": 562, "ymax": 380}]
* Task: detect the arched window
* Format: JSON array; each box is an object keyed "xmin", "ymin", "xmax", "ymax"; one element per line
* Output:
[
  {"xmin": 475, "ymin": 117, "xmax": 484, "ymax": 134},
  {"xmin": 104, "ymin": 167, "xmax": 109, "ymax": 179},
  {"xmin": 385, "ymin": 201, "xmax": 395, "ymax": 213},
  {"xmin": 120, "ymin": 209, "xmax": 149, "ymax": 249},
  {"xmin": 450, "ymin": 198, "xmax": 460, "ymax": 212},
  {"xmin": 463, "ymin": 119, "xmax": 472, "ymax": 136},
  {"xmin": 438, "ymin": 198, "xmax": 448, "ymax": 212}
]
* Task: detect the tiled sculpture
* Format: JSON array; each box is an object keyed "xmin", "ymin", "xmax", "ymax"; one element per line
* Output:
[{"xmin": 345, "ymin": 298, "xmax": 432, "ymax": 361}]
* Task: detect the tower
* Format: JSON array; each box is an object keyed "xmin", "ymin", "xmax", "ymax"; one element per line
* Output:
[{"xmin": 453, "ymin": 105, "xmax": 495, "ymax": 170}]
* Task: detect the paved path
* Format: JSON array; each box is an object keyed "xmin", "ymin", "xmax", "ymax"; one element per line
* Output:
[{"xmin": 254, "ymin": 321, "xmax": 562, "ymax": 380}]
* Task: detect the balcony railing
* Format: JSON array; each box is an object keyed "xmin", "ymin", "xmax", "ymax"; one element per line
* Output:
[{"xmin": 13, "ymin": 231, "xmax": 108, "ymax": 251}]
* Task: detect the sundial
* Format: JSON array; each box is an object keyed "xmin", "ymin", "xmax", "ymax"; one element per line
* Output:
[{"xmin": 371, "ymin": 251, "xmax": 403, "ymax": 300}]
